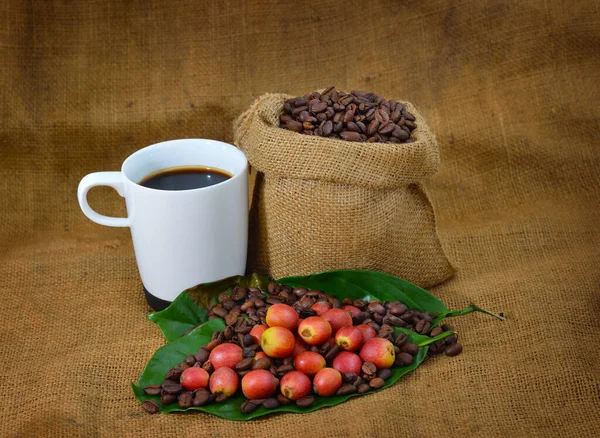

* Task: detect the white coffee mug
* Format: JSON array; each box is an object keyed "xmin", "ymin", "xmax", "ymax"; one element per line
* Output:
[{"xmin": 77, "ymin": 139, "xmax": 248, "ymax": 309}]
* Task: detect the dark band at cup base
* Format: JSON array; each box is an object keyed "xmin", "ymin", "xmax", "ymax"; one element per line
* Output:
[{"xmin": 144, "ymin": 285, "xmax": 172, "ymax": 311}]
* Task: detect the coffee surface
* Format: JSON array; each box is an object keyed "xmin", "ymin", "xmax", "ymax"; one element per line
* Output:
[{"xmin": 139, "ymin": 166, "xmax": 231, "ymax": 191}]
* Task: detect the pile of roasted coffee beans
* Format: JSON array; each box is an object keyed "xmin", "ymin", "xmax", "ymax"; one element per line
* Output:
[
  {"xmin": 142, "ymin": 282, "xmax": 462, "ymax": 414},
  {"xmin": 279, "ymin": 87, "xmax": 417, "ymax": 143}
]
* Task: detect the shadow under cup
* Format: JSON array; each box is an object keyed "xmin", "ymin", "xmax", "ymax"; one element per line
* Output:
[{"xmin": 121, "ymin": 139, "xmax": 249, "ymax": 311}]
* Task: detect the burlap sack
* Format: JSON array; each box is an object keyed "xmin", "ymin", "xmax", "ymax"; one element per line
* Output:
[
  {"xmin": 234, "ymin": 93, "xmax": 454, "ymax": 287},
  {"xmin": 2, "ymin": 1, "xmax": 600, "ymax": 436}
]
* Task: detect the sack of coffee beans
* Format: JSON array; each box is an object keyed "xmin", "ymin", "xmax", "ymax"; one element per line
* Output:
[{"xmin": 234, "ymin": 88, "xmax": 453, "ymax": 287}]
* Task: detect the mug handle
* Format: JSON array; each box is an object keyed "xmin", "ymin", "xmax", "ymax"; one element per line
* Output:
[{"xmin": 77, "ymin": 172, "xmax": 131, "ymax": 227}]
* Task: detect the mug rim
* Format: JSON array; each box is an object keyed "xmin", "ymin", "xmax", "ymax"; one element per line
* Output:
[{"xmin": 121, "ymin": 138, "xmax": 248, "ymax": 193}]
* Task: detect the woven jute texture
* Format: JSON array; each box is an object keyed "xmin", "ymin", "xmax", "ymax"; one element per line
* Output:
[
  {"xmin": 234, "ymin": 93, "xmax": 453, "ymax": 286},
  {"xmin": 1, "ymin": 1, "xmax": 599, "ymax": 437}
]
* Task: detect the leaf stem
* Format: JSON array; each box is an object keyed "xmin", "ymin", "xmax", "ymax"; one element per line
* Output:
[
  {"xmin": 417, "ymin": 330, "xmax": 453, "ymax": 347},
  {"xmin": 469, "ymin": 303, "xmax": 506, "ymax": 321},
  {"xmin": 432, "ymin": 303, "xmax": 506, "ymax": 326}
]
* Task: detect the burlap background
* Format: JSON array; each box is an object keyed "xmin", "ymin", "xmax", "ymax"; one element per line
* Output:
[
  {"xmin": 235, "ymin": 93, "xmax": 454, "ymax": 286},
  {"xmin": 1, "ymin": 1, "xmax": 598, "ymax": 437}
]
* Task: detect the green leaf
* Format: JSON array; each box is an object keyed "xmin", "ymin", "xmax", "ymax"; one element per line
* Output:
[
  {"xmin": 136, "ymin": 270, "xmax": 504, "ymax": 420},
  {"xmin": 148, "ymin": 273, "xmax": 269, "ymax": 342},
  {"xmin": 133, "ymin": 320, "xmax": 427, "ymax": 421}
]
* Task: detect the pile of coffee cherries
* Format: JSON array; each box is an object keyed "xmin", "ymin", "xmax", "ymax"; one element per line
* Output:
[{"xmin": 142, "ymin": 282, "xmax": 462, "ymax": 414}]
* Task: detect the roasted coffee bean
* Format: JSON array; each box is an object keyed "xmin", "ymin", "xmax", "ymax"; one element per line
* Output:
[
  {"xmin": 243, "ymin": 334, "xmax": 256, "ymax": 346},
  {"xmin": 202, "ymin": 360, "xmax": 214, "ymax": 373},
  {"xmin": 394, "ymin": 332, "xmax": 409, "ymax": 346},
  {"xmin": 377, "ymin": 368, "xmax": 392, "ymax": 380},
  {"xmin": 373, "ymin": 313, "xmax": 384, "ymax": 324},
  {"xmin": 319, "ymin": 340, "xmax": 332, "ymax": 354},
  {"xmin": 402, "ymin": 343, "xmax": 419, "ymax": 356},
  {"xmin": 342, "ymin": 372, "xmax": 358, "ymax": 384},
  {"xmin": 429, "ymin": 326, "xmax": 444, "ymax": 338},
  {"xmin": 262, "ymin": 398, "xmax": 281, "ymax": 409},
  {"xmin": 353, "ymin": 300, "xmax": 367, "ymax": 310},
  {"xmin": 445, "ymin": 343, "xmax": 463, "ymax": 357},
  {"xmin": 221, "ymin": 299, "xmax": 235, "ymax": 311},
  {"xmin": 254, "ymin": 298, "xmax": 265, "ymax": 308},
  {"xmin": 162, "ymin": 382, "xmax": 183, "ymax": 395},
  {"xmin": 235, "ymin": 358, "xmax": 254, "ymax": 371},
  {"xmin": 387, "ymin": 301, "xmax": 407, "ymax": 315},
  {"xmin": 185, "ymin": 354, "xmax": 196, "ymax": 367},
  {"xmin": 266, "ymin": 296, "xmax": 282, "ymax": 305},
  {"xmin": 415, "ymin": 320, "xmax": 431, "ymax": 334},
  {"xmin": 442, "ymin": 323, "xmax": 454, "ymax": 332},
  {"xmin": 357, "ymin": 383, "xmax": 371, "ymax": 394},
  {"xmin": 352, "ymin": 312, "xmax": 367, "ymax": 325},
  {"xmin": 419, "ymin": 312, "xmax": 433, "ymax": 323},
  {"xmin": 243, "ymin": 347, "xmax": 256, "ymax": 358},
  {"xmin": 277, "ymin": 364, "xmax": 294, "ymax": 375},
  {"xmin": 367, "ymin": 321, "xmax": 380, "ymax": 332},
  {"xmin": 336, "ymin": 384, "xmax": 357, "ymax": 396},
  {"xmin": 204, "ymin": 338, "xmax": 222, "ymax": 352},
  {"xmin": 387, "ymin": 315, "xmax": 407, "ymax": 327},
  {"xmin": 277, "ymin": 393, "xmax": 291, "ymax": 405},
  {"xmin": 339, "ymin": 131, "xmax": 363, "ymax": 141},
  {"xmin": 293, "ymin": 287, "xmax": 307, "ymax": 297},
  {"xmin": 325, "ymin": 344, "xmax": 340, "ymax": 362},
  {"xmin": 212, "ymin": 305, "xmax": 229, "ymax": 318},
  {"xmin": 296, "ymin": 396, "xmax": 315, "ymax": 408},
  {"xmin": 143, "ymin": 384, "xmax": 162, "ymax": 396},
  {"xmin": 378, "ymin": 324, "xmax": 394, "ymax": 338},
  {"xmin": 193, "ymin": 389, "xmax": 211, "ymax": 407},
  {"xmin": 362, "ymin": 362, "xmax": 377, "ymax": 376},
  {"xmin": 160, "ymin": 393, "xmax": 177, "ymax": 405},
  {"xmin": 223, "ymin": 325, "xmax": 235, "ymax": 340},
  {"xmin": 240, "ymin": 300, "xmax": 254, "ymax": 312},
  {"xmin": 394, "ymin": 346, "xmax": 400, "ymax": 354},
  {"xmin": 400, "ymin": 311, "xmax": 415, "ymax": 322},
  {"xmin": 231, "ymin": 286, "xmax": 247, "ymax": 301},
  {"xmin": 291, "ymin": 106, "xmax": 308, "ymax": 117},
  {"xmin": 445, "ymin": 335, "xmax": 458, "ymax": 345},
  {"xmin": 248, "ymin": 287, "xmax": 263, "ymax": 296},
  {"xmin": 178, "ymin": 392, "xmax": 193, "ymax": 408},
  {"xmin": 367, "ymin": 301, "xmax": 386, "ymax": 315},
  {"xmin": 321, "ymin": 120, "xmax": 333, "ymax": 136},
  {"xmin": 311, "ymin": 101, "xmax": 328, "ymax": 114},
  {"xmin": 346, "ymin": 121, "xmax": 360, "ymax": 132},
  {"xmin": 369, "ymin": 377, "xmax": 385, "ymax": 389},
  {"xmin": 392, "ymin": 125, "xmax": 409, "ymax": 140},
  {"xmin": 295, "ymin": 97, "xmax": 309, "ymax": 106},
  {"xmin": 142, "ymin": 400, "xmax": 160, "ymax": 414},
  {"xmin": 240, "ymin": 400, "xmax": 258, "ymax": 413},
  {"xmin": 214, "ymin": 394, "xmax": 229, "ymax": 403},
  {"xmin": 252, "ymin": 357, "xmax": 272, "ymax": 370},
  {"xmin": 378, "ymin": 121, "xmax": 395, "ymax": 135},
  {"xmin": 165, "ymin": 363, "xmax": 185, "ymax": 381},
  {"xmin": 235, "ymin": 321, "xmax": 251, "ymax": 335},
  {"xmin": 396, "ymin": 352, "xmax": 414, "ymax": 366}
]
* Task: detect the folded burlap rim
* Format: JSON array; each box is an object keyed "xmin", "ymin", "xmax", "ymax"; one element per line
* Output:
[{"xmin": 234, "ymin": 93, "xmax": 440, "ymax": 188}]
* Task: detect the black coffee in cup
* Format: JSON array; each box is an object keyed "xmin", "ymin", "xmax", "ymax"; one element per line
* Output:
[{"xmin": 139, "ymin": 166, "xmax": 232, "ymax": 191}]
